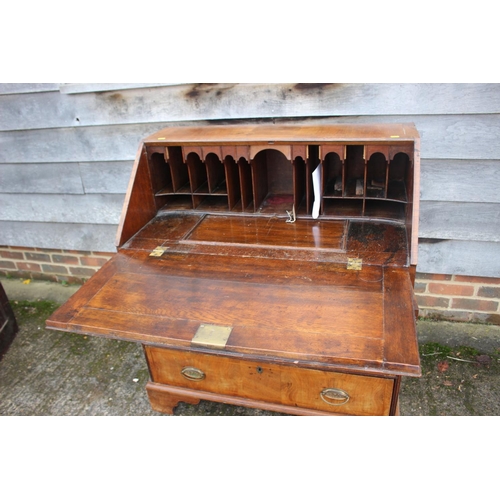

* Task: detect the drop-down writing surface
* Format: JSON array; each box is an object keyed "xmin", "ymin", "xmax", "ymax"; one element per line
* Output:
[{"xmin": 47, "ymin": 242, "xmax": 419, "ymax": 376}]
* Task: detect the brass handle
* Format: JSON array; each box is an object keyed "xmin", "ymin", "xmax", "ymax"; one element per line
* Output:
[
  {"xmin": 320, "ymin": 388, "xmax": 350, "ymax": 406},
  {"xmin": 181, "ymin": 366, "xmax": 206, "ymax": 381}
]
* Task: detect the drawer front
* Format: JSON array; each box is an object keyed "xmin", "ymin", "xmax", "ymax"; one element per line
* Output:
[{"xmin": 145, "ymin": 347, "xmax": 394, "ymax": 416}]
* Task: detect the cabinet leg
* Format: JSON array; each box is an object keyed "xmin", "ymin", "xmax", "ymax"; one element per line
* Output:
[{"xmin": 146, "ymin": 382, "xmax": 200, "ymax": 415}]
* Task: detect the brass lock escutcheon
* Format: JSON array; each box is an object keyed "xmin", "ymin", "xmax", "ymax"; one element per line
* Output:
[
  {"xmin": 320, "ymin": 388, "xmax": 350, "ymax": 406},
  {"xmin": 181, "ymin": 366, "xmax": 206, "ymax": 381}
]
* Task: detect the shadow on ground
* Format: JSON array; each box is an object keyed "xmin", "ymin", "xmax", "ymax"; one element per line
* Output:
[{"xmin": 1, "ymin": 279, "xmax": 499, "ymax": 416}]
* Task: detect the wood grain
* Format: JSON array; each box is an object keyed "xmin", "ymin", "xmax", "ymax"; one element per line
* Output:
[
  {"xmin": 420, "ymin": 159, "xmax": 500, "ymax": 203},
  {"xmin": 11, "ymin": 114, "xmax": 500, "ymax": 163},
  {"xmin": 0, "ymin": 193, "xmax": 123, "ymax": 224},
  {"xmin": 186, "ymin": 215, "xmax": 346, "ymax": 251},
  {"xmin": 0, "ymin": 161, "xmax": 132, "ymax": 195},
  {"xmin": 47, "ymin": 221, "xmax": 420, "ymax": 376},
  {"xmin": 2, "ymin": 83, "xmax": 500, "ymax": 131},
  {"xmin": 419, "ymin": 202, "xmax": 500, "ymax": 242},
  {"xmin": 116, "ymin": 146, "xmax": 157, "ymax": 247},
  {"xmin": 145, "ymin": 382, "xmax": 348, "ymax": 416},
  {"xmin": 383, "ymin": 268, "xmax": 421, "ymax": 373},
  {"xmin": 418, "ymin": 240, "xmax": 500, "ymax": 278},
  {"xmin": 0, "ymin": 220, "xmax": 119, "ymax": 252},
  {"xmin": 145, "ymin": 347, "xmax": 395, "ymax": 416},
  {"xmin": 143, "ymin": 123, "xmax": 420, "ymax": 145}
]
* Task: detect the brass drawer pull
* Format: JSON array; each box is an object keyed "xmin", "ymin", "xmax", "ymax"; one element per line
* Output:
[
  {"xmin": 181, "ymin": 366, "xmax": 206, "ymax": 381},
  {"xmin": 320, "ymin": 388, "xmax": 350, "ymax": 406}
]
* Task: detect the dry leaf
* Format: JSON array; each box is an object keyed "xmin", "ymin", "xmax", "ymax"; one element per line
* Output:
[
  {"xmin": 437, "ymin": 360, "xmax": 449, "ymax": 373},
  {"xmin": 443, "ymin": 380, "xmax": 453, "ymax": 386}
]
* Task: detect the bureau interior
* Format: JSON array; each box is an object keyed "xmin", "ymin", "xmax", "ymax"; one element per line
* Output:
[{"xmin": 146, "ymin": 143, "xmax": 413, "ymax": 223}]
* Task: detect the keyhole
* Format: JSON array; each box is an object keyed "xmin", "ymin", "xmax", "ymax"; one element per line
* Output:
[{"xmin": 256, "ymin": 367, "xmax": 263, "ymax": 374}]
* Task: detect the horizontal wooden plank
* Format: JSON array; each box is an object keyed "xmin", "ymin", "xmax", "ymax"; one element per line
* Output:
[
  {"xmin": 0, "ymin": 83, "xmax": 59, "ymax": 95},
  {"xmin": 0, "ymin": 161, "xmax": 133, "ymax": 194},
  {"xmin": 2, "ymin": 83, "xmax": 500, "ymax": 131},
  {"xmin": 419, "ymin": 202, "xmax": 500, "ymax": 242},
  {"xmin": 0, "ymin": 163, "xmax": 84, "ymax": 194},
  {"xmin": 1, "ymin": 115, "xmax": 500, "ymax": 163},
  {"xmin": 0, "ymin": 122, "xmax": 161, "ymax": 162},
  {"xmin": 0, "ymin": 221, "xmax": 118, "ymax": 252},
  {"xmin": 0, "ymin": 193, "xmax": 124, "ymax": 224},
  {"xmin": 78, "ymin": 161, "xmax": 132, "ymax": 193},
  {"xmin": 420, "ymin": 159, "xmax": 500, "ymax": 203},
  {"xmin": 418, "ymin": 240, "xmax": 500, "ymax": 278}
]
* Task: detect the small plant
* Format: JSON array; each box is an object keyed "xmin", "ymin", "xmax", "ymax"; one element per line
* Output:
[
  {"xmin": 455, "ymin": 345, "xmax": 480, "ymax": 359},
  {"xmin": 420, "ymin": 342, "xmax": 452, "ymax": 360},
  {"xmin": 11, "ymin": 300, "xmax": 59, "ymax": 320}
]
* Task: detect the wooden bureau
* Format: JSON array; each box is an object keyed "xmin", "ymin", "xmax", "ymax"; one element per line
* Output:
[{"xmin": 46, "ymin": 123, "xmax": 421, "ymax": 416}]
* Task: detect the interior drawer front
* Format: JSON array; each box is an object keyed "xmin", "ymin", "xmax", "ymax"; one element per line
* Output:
[{"xmin": 145, "ymin": 347, "xmax": 394, "ymax": 416}]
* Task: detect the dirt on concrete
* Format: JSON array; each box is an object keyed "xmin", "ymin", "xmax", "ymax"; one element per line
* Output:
[{"xmin": 1, "ymin": 278, "xmax": 499, "ymax": 416}]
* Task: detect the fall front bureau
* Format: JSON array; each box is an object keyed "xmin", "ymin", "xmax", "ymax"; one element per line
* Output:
[{"xmin": 46, "ymin": 122, "xmax": 422, "ymax": 416}]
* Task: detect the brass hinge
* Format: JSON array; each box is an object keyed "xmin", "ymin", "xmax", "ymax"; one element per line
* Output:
[
  {"xmin": 347, "ymin": 258, "xmax": 362, "ymax": 270},
  {"xmin": 149, "ymin": 246, "xmax": 167, "ymax": 257}
]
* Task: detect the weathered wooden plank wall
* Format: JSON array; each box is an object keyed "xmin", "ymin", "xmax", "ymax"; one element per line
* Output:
[{"xmin": 1, "ymin": 83, "xmax": 499, "ymax": 276}]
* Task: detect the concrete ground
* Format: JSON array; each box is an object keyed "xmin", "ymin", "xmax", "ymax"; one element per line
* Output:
[{"xmin": 1, "ymin": 278, "xmax": 499, "ymax": 416}]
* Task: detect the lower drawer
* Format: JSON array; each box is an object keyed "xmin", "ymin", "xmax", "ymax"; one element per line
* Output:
[{"xmin": 145, "ymin": 347, "xmax": 395, "ymax": 416}]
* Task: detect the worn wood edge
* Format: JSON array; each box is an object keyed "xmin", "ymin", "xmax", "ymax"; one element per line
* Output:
[
  {"xmin": 115, "ymin": 142, "xmax": 147, "ymax": 248},
  {"xmin": 45, "ymin": 255, "xmax": 122, "ymax": 328},
  {"xmin": 143, "ymin": 122, "xmax": 420, "ymax": 145},
  {"xmin": 383, "ymin": 269, "xmax": 421, "ymax": 376},
  {"xmin": 115, "ymin": 143, "xmax": 143, "ymax": 247},
  {"xmin": 145, "ymin": 382, "xmax": 350, "ymax": 416}
]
